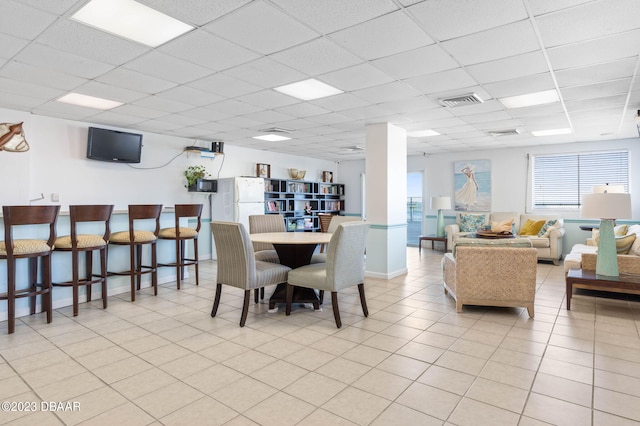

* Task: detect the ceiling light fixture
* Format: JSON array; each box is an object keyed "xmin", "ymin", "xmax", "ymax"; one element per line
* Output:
[
  {"xmin": 274, "ymin": 78, "xmax": 343, "ymax": 101},
  {"xmin": 71, "ymin": 0, "xmax": 193, "ymax": 47},
  {"xmin": 498, "ymin": 89, "xmax": 559, "ymax": 109},
  {"xmin": 408, "ymin": 130, "xmax": 440, "ymax": 137},
  {"xmin": 57, "ymin": 93, "xmax": 123, "ymax": 110},
  {"xmin": 531, "ymin": 128, "xmax": 572, "ymax": 137},
  {"xmin": 252, "ymin": 134, "xmax": 291, "ymax": 142}
]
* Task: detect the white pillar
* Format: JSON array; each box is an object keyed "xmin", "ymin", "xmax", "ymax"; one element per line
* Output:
[{"xmin": 365, "ymin": 123, "xmax": 407, "ymax": 279}]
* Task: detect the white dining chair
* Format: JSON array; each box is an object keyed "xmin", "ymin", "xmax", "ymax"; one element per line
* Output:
[
  {"xmin": 286, "ymin": 221, "xmax": 369, "ymax": 328},
  {"xmin": 310, "ymin": 215, "xmax": 362, "ymax": 264}
]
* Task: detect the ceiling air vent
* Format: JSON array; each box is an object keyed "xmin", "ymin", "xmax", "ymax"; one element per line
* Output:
[
  {"xmin": 488, "ymin": 129, "xmax": 521, "ymax": 137},
  {"xmin": 439, "ymin": 93, "xmax": 484, "ymax": 108}
]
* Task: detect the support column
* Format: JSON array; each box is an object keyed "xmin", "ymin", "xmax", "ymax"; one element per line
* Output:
[{"xmin": 365, "ymin": 123, "xmax": 407, "ymax": 279}]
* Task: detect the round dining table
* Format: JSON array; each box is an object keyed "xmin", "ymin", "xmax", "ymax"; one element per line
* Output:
[{"xmin": 249, "ymin": 231, "xmax": 332, "ymax": 309}]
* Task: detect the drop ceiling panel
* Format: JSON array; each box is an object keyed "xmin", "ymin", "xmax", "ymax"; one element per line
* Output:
[
  {"xmin": 560, "ymin": 79, "xmax": 632, "ymax": 102},
  {"xmin": 270, "ymin": 38, "xmax": 362, "ymax": 76},
  {"xmin": 123, "ymin": 52, "xmax": 213, "ymax": 84},
  {"xmin": 0, "ymin": 61, "xmax": 87, "ymax": 90},
  {"xmin": 565, "ymin": 95, "xmax": 627, "ymax": 113},
  {"xmin": 204, "ymin": 1, "xmax": 319, "ymax": 55},
  {"xmin": 14, "ymin": 43, "xmax": 115, "ymax": 79},
  {"xmin": 309, "ymin": 93, "xmax": 369, "ymax": 112},
  {"xmin": 1, "ymin": 0, "xmax": 57, "ymax": 39},
  {"xmin": 0, "ymin": 33, "xmax": 32, "ymax": 60},
  {"xmin": 407, "ymin": 0, "xmax": 528, "ymax": 41},
  {"xmin": 222, "ymin": 57, "xmax": 307, "ymax": 89},
  {"xmin": 404, "ymin": 68, "xmax": 476, "ymax": 94},
  {"xmin": 0, "ymin": 76, "xmax": 65, "ymax": 101},
  {"xmin": 0, "ymin": 90, "xmax": 49, "ymax": 109},
  {"xmin": 18, "ymin": 0, "xmax": 79, "ymax": 14},
  {"xmin": 207, "ymin": 99, "xmax": 264, "ymax": 116},
  {"xmin": 96, "ymin": 68, "xmax": 177, "ymax": 94},
  {"xmin": 482, "ymin": 73, "xmax": 555, "ymax": 98},
  {"xmin": 188, "ymin": 73, "xmax": 261, "ymax": 98},
  {"xmin": 320, "ymin": 63, "xmax": 395, "ymax": 92},
  {"xmin": 441, "ymin": 20, "xmax": 539, "ymax": 66},
  {"xmin": 371, "ymin": 45, "xmax": 458, "ymax": 80},
  {"xmin": 89, "ymin": 110, "xmax": 147, "ymax": 127},
  {"xmin": 330, "ymin": 11, "xmax": 433, "ymax": 61},
  {"xmin": 555, "ymin": 58, "xmax": 637, "ymax": 88},
  {"xmin": 132, "ymin": 96, "xmax": 193, "ymax": 114},
  {"xmin": 241, "ymin": 109, "xmax": 295, "ymax": 124},
  {"xmin": 351, "ymin": 82, "xmax": 421, "ymax": 104},
  {"xmin": 139, "ymin": 0, "xmax": 252, "ymax": 26},
  {"xmin": 74, "ymin": 81, "xmax": 148, "ymax": 103},
  {"xmin": 159, "ymin": 30, "xmax": 260, "ymax": 72},
  {"xmin": 466, "ymin": 51, "xmax": 549, "ymax": 84},
  {"xmin": 529, "ymin": 0, "xmax": 593, "ymax": 16},
  {"xmin": 237, "ymin": 90, "xmax": 300, "ymax": 109},
  {"xmin": 155, "ymin": 85, "xmax": 224, "ymax": 107},
  {"xmin": 274, "ymin": 102, "xmax": 331, "ymax": 118}
]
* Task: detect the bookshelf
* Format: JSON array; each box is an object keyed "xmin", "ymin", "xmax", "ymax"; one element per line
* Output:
[{"xmin": 263, "ymin": 178, "xmax": 345, "ymax": 232}]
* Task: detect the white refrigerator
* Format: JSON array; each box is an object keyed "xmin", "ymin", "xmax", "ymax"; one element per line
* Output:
[{"xmin": 211, "ymin": 177, "xmax": 265, "ymax": 259}]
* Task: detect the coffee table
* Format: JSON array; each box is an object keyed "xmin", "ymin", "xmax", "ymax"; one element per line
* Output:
[{"xmin": 565, "ymin": 268, "xmax": 640, "ymax": 309}]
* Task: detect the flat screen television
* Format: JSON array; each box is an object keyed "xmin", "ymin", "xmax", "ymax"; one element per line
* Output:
[{"xmin": 86, "ymin": 127, "xmax": 143, "ymax": 163}]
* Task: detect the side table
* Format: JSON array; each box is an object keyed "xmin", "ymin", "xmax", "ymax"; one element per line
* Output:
[
  {"xmin": 419, "ymin": 235, "xmax": 447, "ymax": 253},
  {"xmin": 566, "ymin": 268, "xmax": 640, "ymax": 309}
]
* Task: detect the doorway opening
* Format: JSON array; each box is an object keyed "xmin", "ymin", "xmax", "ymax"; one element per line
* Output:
[{"xmin": 407, "ymin": 171, "xmax": 423, "ymax": 246}]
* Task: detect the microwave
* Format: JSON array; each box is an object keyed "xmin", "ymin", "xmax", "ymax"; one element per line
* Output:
[{"xmin": 191, "ymin": 179, "xmax": 217, "ymax": 193}]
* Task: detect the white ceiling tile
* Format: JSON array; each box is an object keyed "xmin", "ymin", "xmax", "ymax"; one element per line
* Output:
[
  {"xmin": 0, "ymin": 76, "xmax": 64, "ymax": 101},
  {"xmin": 185, "ymin": 107, "xmax": 231, "ymax": 123},
  {"xmin": 339, "ymin": 105, "xmax": 394, "ymax": 121},
  {"xmin": 483, "ymin": 73, "xmax": 555, "ymax": 98},
  {"xmin": 237, "ymin": 90, "xmax": 300, "ymax": 109},
  {"xmin": 561, "ymin": 79, "xmax": 632, "ymax": 102},
  {"xmin": 371, "ymin": 45, "xmax": 458, "ymax": 80},
  {"xmin": 0, "ymin": 90, "xmax": 47, "ymax": 109},
  {"xmin": 18, "ymin": 0, "xmax": 79, "ymax": 14},
  {"xmin": 74, "ymin": 81, "xmax": 148, "ymax": 103},
  {"xmin": 0, "ymin": 0, "xmax": 57, "ymax": 39},
  {"xmin": 441, "ymin": 20, "xmax": 539, "ymax": 66},
  {"xmin": 352, "ymin": 82, "xmax": 421, "ymax": 104},
  {"xmin": 320, "ymin": 63, "xmax": 395, "ymax": 92},
  {"xmin": 509, "ymin": 103, "xmax": 566, "ymax": 118},
  {"xmin": 536, "ymin": 0, "xmax": 640, "ymax": 47},
  {"xmin": 547, "ymin": 29, "xmax": 640, "ymax": 71},
  {"xmin": 461, "ymin": 111, "xmax": 514, "ymax": 124},
  {"xmin": 310, "ymin": 93, "xmax": 369, "ymax": 112},
  {"xmin": 0, "ymin": 61, "xmax": 87, "ymax": 90},
  {"xmin": 565, "ymin": 95, "xmax": 627, "ymax": 113},
  {"xmin": 37, "ymin": 19, "xmax": 149, "ymax": 64},
  {"xmin": 378, "ymin": 96, "xmax": 439, "ymax": 114},
  {"xmin": 241, "ymin": 109, "xmax": 296, "ymax": 124},
  {"xmin": 306, "ymin": 113, "xmax": 352, "ymax": 125},
  {"xmin": 0, "ymin": 33, "xmax": 30, "ymax": 60},
  {"xmin": 138, "ymin": 0, "xmax": 252, "ymax": 26},
  {"xmin": 188, "ymin": 73, "xmax": 261, "ymax": 98},
  {"xmin": 466, "ymin": 51, "xmax": 549, "ymax": 84},
  {"xmin": 270, "ymin": 0, "xmax": 398, "ymax": 34},
  {"xmin": 124, "ymin": 52, "xmax": 213, "ymax": 84},
  {"xmin": 207, "ymin": 99, "xmax": 264, "ymax": 116},
  {"xmin": 446, "ymin": 99, "xmax": 505, "ymax": 116},
  {"xmin": 216, "ymin": 116, "xmax": 266, "ymax": 128},
  {"xmin": 555, "ymin": 58, "xmax": 637, "ymax": 88},
  {"xmin": 96, "ymin": 68, "xmax": 177, "ymax": 94},
  {"xmin": 330, "ymin": 11, "xmax": 433, "ymax": 61},
  {"xmin": 273, "ymin": 102, "xmax": 332, "ymax": 118},
  {"xmin": 90, "ymin": 110, "xmax": 147, "ymax": 127},
  {"xmin": 135, "ymin": 119, "xmax": 185, "ymax": 133},
  {"xmin": 205, "ymin": 1, "xmax": 318, "ymax": 55},
  {"xmin": 155, "ymin": 85, "xmax": 224, "ymax": 107},
  {"xmin": 408, "ymin": 0, "xmax": 528, "ymax": 40},
  {"xmin": 404, "ymin": 68, "xmax": 476, "ymax": 94},
  {"xmin": 529, "ymin": 0, "xmax": 593, "ymax": 15},
  {"xmin": 222, "ymin": 57, "xmax": 307, "ymax": 89},
  {"xmin": 270, "ymin": 38, "xmax": 362, "ymax": 76},
  {"xmin": 132, "ymin": 96, "xmax": 193, "ymax": 114},
  {"xmin": 111, "ymin": 104, "xmax": 169, "ymax": 120},
  {"xmin": 161, "ymin": 113, "xmax": 208, "ymax": 127},
  {"xmin": 159, "ymin": 30, "xmax": 260, "ymax": 72},
  {"xmin": 14, "ymin": 43, "xmax": 115, "ymax": 79},
  {"xmin": 32, "ymin": 101, "xmax": 103, "ymax": 120}
]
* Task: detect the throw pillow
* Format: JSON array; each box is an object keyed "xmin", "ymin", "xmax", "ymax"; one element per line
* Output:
[
  {"xmin": 520, "ymin": 219, "xmax": 546, "ymax": 236},
  {"xmin": 594, "ymin": 224, "xmax": 630, "ymax": 241},
  {"xmin": 459, "ymin": 214, "xmax": 486, "ymax": 232},
  {"xmin": 538, "ymin": 219, "xmax": 562, "ymax": 237},
  {"xmin": 491, "ymin": 219, "xmax": 513, "ymax": 233},
  {"xmin": 594, "ymin": 233, "xmax": 637, "ymax": 254}
]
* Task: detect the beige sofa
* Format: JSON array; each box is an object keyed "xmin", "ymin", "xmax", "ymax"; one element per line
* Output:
[
  {"xmin": 443, "ymin": 245, "xmax": 538, "ymax": 317},
  {"xmin": 444, "ymin": 211, "xmax": 565, "ymax": 264},
  {"xmin": 564, "ymin": 224, "xmax": 640, "ymax": 273}
]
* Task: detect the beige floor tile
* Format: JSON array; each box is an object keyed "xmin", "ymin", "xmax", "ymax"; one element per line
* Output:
[
  {"xmin": 310, "ymin": 335, "xmax": 358, "ymax": 356},
  {"xmin": 524, "ymin": 392, "xmax": 592, "ymax": 426},
  {"xmin": 8, "ymin": 348, "xmax": 70, "ymax": 375},
  {"xmin": 284, "ymin": 347, "xmax": 336, "ymax": 371},
  {"xmin": 160, "ymin": 396, "xmax": 238, "ymax": 426},
  {"xmin": 175, "ymin": 332, "xmax": 224, "ymax": 352},
  {"xmin": 138, "ymin": 342, "xmax": 192, "ymax": 366},
  {"xmin": 0, "ymin": 376, "xmax": 30, "ymax": 399},
  {"xmin": 92, "ymin": 356, "xmax": 151, "ymax": 384},
  {"xmin": 532, "ymin": 372, "xmax": 593, "ymax": 407},
  {"xmin": 596, "ymin": 354, "xmax": 640, "ymax": 379},
  {"xmin": 56, "ymin": 386, "xmax": 128, "ymax": 426},
  {"xmin": 296, "ymin": 408, "xmax": 359, "ymax": 426},
  {"xmin": 362, "ymin": 333, "xmax": 408, "ymax": 352},
  {"xmin": 244, "ymin": 391, "xmax": 315, "ymax": 426},
  {"xmin": 538, "ymin": 357, "xmax": 593, "ymax": 385},
  {"xmin": 417, "ymin": 365, "xmax": 476, "ymax": 396},
  {"xmin": 466, "ymin": 377, "xmax": 528, "ymax": 412},
  {"xmin": 119, "ymin": 334, "xmax": 171, "ymax": 355},
  {"xmin": 499, "ymin": 336, "xmax": 547, "ymax": 357},
  {"xmin": 479, "ymin": 360, "xmax": 536, "ymax": 390},
  {"xmin": 284, "ymin": 371, "xmax": 347, "ymax": 406},
  {"xmin": 396, "ymin": 381, "xmax": 460, "ymax": 420},
  {"xmin": 449, "ymin": 397, "xmax": 520, "ymax": 426},
  {"xmin": 314, "ymin": 357, "xmax": 372, "ymax": 384},
  {"xmin": 133, "ymin": 381, "xmax": 205, "ymax": 419},
  {"xmin": 595, "ymin": 368, "xmax": 640, "ymax": 397},
  {"xmin": 21, "ymin": 359, "xmax": 88, "ymax": 389},
  {"xmin": 593, "ymin": 409, "xmax": 640, "ymax": 425},
  {"xmin": 395, "ymin": 341, "xmax": 444, "ymax": 364},
  {"xmin": 211, "ymin": 376, "xmax": 277, "ymax": 413},
  {"xmin": 332, "ymin": 326, "xmax": 377, "ymax": 344},
  {"xmin": 159, "ymin": 352, "xmax": 215, "ymax": 379},
  {"xmin": 251, "ymin": 359, "xmax": 308, "ymax": 390},
  {"xmin": 594, "ymin": 386, "xmax": 640, "ymax": 421},
  {"xmin": 74, "ymin": 346, "xmax": 132, "ymax": 370},
  {"xmin": 370, "ymin": 403, "xmax": 442, "ymax": 426},
  {"xmin": 490, "ymin": 347, "xmax": 541, "ymax": 371},
  {"xmin": 59, "ymin": 336, "xmax": 115, "ymax": 358},
  {"xmin": 111, "ymin": 368, "xmax": 177, "ymax": 400},
  {"xmin": 255, "ymin": 338, "xmax": 305, "ymax": 358},
  {"xmin": 78, "ymin": 402, "xmax": 154, "ymax": 426},
  {"xmin": 412, "ymin": 330, "xmax": 457, "ymax": 349},
  {"xmin": 4, "ymin": 410, "xmax": 64, "ymax": 426},
  {"xmin": 448, "ymin": 338, "xmax": 497, "ymax": 359},
  {"xmin": 183, "ymin": 363, "xmax": 246, "ymax": 395},
  {"xmin": 36, "ymin": 371, "xmax": 104, "ymax": 402},
  {"xmin": 545, "ymin": 344, "xmax": 594, "ymax": 368},
  {"xmin": 322, "ymin": 386, "xmax": 391, "ymax": 425},
  {"xmin": 434, "ymin": 350, "xmax": 487, "ymax": 376},
  {"xmin": 198, "ymin": 340, "xmax": 250, "ymax": 362},
  {"xmin": 341, "ymin": 344, "xmax": 391, "ymax": 367},
  {"xmin": 376, "ymin": 353, "xmax": 429, "ymax": 380},
  {"xmin": 222, "ymin": 349, "xmax": 278, "ymax": 375},
  {"xmin": 352, "ymin": 368, "xmax": 412, "ymax": 400}
]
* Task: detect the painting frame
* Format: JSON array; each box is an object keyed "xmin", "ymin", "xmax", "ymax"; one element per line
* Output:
[
  {"xmin": 454, "ymin": 159, "xmax": 491, "ymax": 211},
  {"xmin": 256, "ymin": 163, "xmax": 270, "ymax": 178}
]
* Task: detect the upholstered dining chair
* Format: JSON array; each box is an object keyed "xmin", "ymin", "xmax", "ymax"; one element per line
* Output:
[
  {"xmin": 53, "ymin": 204, "xmax": 113, "ymax": 317},
  {"xmin": 210, "ymin": 221, "xmax": 291, "ymax": 327},
  {"xmin": 286, "ymin": 221, "xmax": 369, "ymax": 328},
  {"xmin": 1, "ymin": 205, "xmax": 60, "ymax": 334},
  {"xmin": 158, "ymin": 204, "xmax": 203, "ymax": 289},
  {"xmin": 108, "ymin": 204, "xmax": 162, "ymax": 302},
  {"xmin": 311, "ymin": 215, "xmax": 362, "ymax": 264},
  {"xmin": 249, "ymin": 214, "xmax": 285, "ymax": 302}
]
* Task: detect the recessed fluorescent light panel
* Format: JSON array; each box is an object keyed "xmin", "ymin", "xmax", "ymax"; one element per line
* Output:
[
  {"xmin": 408, "ymin": 130, "xmax": 440, "ymax": 137},
  {"xmin": 531, "ymin": 128, "xmax": 572, "ymax": 137},
  {"xmin": 57, "ymin": 93, "xmax": 123, "ymax": 110},
  {"xmin": 252, "ymin": 134, "xmax": 291, "ymax": 142},
  {"xmin": 274, "ymin": 79, "xmax": 343, "ymax": 101},
  {"xmin": 72, "ymin": 0, "xmax": 193, "ymax": 47},
  {"xmin": 499, "ymin": 89, "xmax": 559, "ymax": 109}
]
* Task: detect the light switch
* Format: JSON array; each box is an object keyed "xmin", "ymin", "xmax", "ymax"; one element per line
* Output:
[{"xmin": 51, "ymin": 193, "xmax": 59, "ymax": 202}]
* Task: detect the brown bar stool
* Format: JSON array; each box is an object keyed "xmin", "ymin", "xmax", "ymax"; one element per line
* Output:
[
  {"xmin": 108, "ymin": 204, "xmax": 162, "ymax": 302},
  {"xmin": 0, "ymin": 205, "xmax": 60, "ymax": 334},
  {"xmin": 53, "ymin": 205, "xmax": 114, "ymax": 316},
  {"xmin": 158, "ymin": 204, "xmax": 203, "ymax": 289}
]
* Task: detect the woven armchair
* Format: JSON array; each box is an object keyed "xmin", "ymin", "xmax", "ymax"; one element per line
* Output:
[{"xmin": 443, "ymin": 246, "xmax": 537, "ymax": 317}]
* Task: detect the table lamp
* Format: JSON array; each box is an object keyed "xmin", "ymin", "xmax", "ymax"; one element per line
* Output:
[
  {"xmin": 431, "ymin": 196, "xmax": 451, "ymax": 238},
  {"xmin": 581, "ymin": 189, "xmax": 632, "ymax": 277}
]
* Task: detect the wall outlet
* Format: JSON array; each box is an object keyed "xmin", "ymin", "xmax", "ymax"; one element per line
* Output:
[{"xmin": 51, "ymin": 193, "xmax": 59, "ymax": 202}]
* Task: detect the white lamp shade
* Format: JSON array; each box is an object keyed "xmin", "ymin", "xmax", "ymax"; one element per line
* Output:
[
  {"xmin": 592, "ymin": 184, "xmax": 624, "ymax": 193},
  {"xmin": 430, "ymin": 196, "xmax": 451, "ymax": 210},
  {"xmin": 582, "ymin": 193, "xmax": 632, "ymax": 219}
]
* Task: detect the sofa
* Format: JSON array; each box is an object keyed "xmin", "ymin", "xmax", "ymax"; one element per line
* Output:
[
  {"xmin": 443, "ymin": 245, "xmax": 538, "ymax": 317},
  {"xmin": 444, "ymin": 211, "xmax": 565, "ymax": 264},
  {"xmin": 564, "ymin": 223, "xmax": 640, "ymax": 273}
]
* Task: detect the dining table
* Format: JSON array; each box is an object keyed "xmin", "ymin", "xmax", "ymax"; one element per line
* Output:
[{"xmin": 249, "ymin": 231, "xmax": 332, "ymax": 310}]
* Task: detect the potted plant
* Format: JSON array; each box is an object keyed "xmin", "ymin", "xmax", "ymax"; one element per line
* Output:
[{"xmin": 185, "ymin": 165, "xmax": 210, "ymax": 191}]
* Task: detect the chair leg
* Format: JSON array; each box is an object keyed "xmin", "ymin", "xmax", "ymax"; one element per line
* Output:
[
  {"xmin": 44, "ymin": 254, "xmax": 52, "ymax": 324},
  {"xmin": 85, "ymin": 251, "xmax": 93, "ymax": 304},
  {"xmin": 135, "ymin": 244, "xmax": 142, "ymax": 291},
  {"xmin": 260, "ymin": 287, "xmax": 264, "ymax": 300},
  {"xmin": 129, "ymin": 244, "xmax": 136, "ymax": 302},
  {"xmin": 151, "ymin": 242, "xmax": 158, "ymax": 296},
  {"xmin": 99, "ymin": 248, "xmax": 107, "ymax": 309},
  {"xmin": 254, "ymin": 289, "xmax": 259, "ymax": 304},
  {"xmin": 175, "ymin": 239, "xmax": 182, "ymax": 290},
  {"xmin": 318, "ymin": 290, "xmax": 324, "ymax": 305},
  {"xmin": 193, "ymin": 237, "xmax": 199, "ymax": 286},
  {"xmin": 331, "ymin": 291, "xmax": 342, "ymax": 328},
  {"xmin": 28, "ymin": 257, "xmax": 37, "ymax": 315},
  {"xmin": 285, "ymin": 284, "xmax": 294, "ymax": 316},
  {"xmin": 7, "ymin": 259, "xmax": 16, "ymax": 334},
  {"xmin": 240, "ymin": 290, "xmax": 251, "ymax": 327},
  {"xmin": 211, "ymin": 283, "xmax": 222, "ymax": 317},
  {"xmin": 357, "ymin": 283, "xmax": 368, "ymax": 317},
  {"xmin": 72, "ymin": 250, "xmax": 79, "ymax": 316}
]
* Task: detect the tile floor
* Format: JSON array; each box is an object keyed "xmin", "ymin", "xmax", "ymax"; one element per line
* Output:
[{"xmin": 2, "ymin": 248, "xmax": 640, "ymax": 425}]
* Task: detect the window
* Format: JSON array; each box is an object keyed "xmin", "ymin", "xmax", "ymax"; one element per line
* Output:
[{"xmin": 531, "ymin": 150, "xmax": 629, "ymax": 209}]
